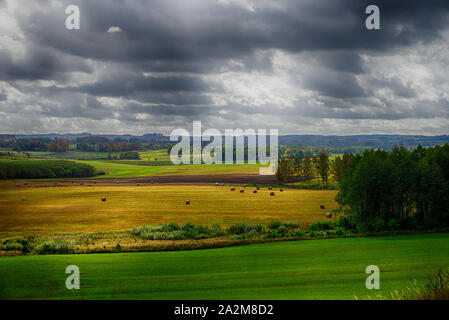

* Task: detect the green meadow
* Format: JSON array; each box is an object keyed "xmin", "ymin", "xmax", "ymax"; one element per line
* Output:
[
  {"xmin": 1, "ymin": 233, "xmax": 447, "ymax": 299},
  {"xmin": 77, "ymin": 161, "xmax": 264, "ymax": 178}
]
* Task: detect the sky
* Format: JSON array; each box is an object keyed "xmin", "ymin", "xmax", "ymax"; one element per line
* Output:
[{"xmin": 1, "ymin": 0, "xmax": 449, "ymax": 135}]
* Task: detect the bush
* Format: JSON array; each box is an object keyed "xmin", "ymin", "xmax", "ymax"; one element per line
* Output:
[
  {"xmin": 36, "ymin": 240, "xmax": 73, "ymax": 254},
  {"xmin": 1, "ymin": 238, "xmax": 31, "ymax": 253},
  {"xmin": 310, "ymin": 221, "xmax": 336, "ymax": 231},
  {"xmin": 268, "ymin": 221, "xmax": 282, "ymax": 229},
  {"xmin": 336, "ymin": 215, "xmax": 357, "ymax": 231},
  {"xmin": 131, "ymin": 223, "xmax": 225, "ymax": 240},
  {"xmin": 387, "ymin": 219, "xmax": 400, "ymax": 231},
  {"xmin": 356, "ymin": 217, "xmax": 385, "ymax": 233},
  {"xmin": 227, "ymin": 223, "xmax": 265, "ymax": 235},
  {"xmin": 281, "ymin": 221, "xmax": 301, "ymax": 229}
]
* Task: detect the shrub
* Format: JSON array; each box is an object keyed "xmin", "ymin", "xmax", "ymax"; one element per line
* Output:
[
  {"xmin": 336, "ymin": 215, "xmax": 357, "ymax": 231},
  {"xmin": 281, "ymin": 221, "xmax": 301, "ymax": 229},
  {"xmin": 132, "ymin": 223, "xmax": 225, "ymax": 240},
  {"xmin": 356, "ymin": 217, "xmax": 385, "ymax": 233},
  {"xmin": 227, "ymin": 223, "xmax": 265, "ymax": 235},
  {"xmin": 310, "ymin": 221, "xmax": 336, "ymax": 231},
  {"xmin": 413, "ymin": 268, "xmax": 449, "ymax": 300},
  {"xmin": 36, "ymin": 240, "xmax": 73, "ymax": 254},
  {"xmin": 268, "ymin": 221, "xmax": 282, "ymax": 229},
  {"xmin": 286, "ymin": 229, "xmax": 307, "ymax": 238},
  {"xmin": 1, "ymin": 238, "xmax": 31, "ymax": 253},
  {"xmin": 387, "ymin": 219, "xmax": 400, "ymax": 231}
]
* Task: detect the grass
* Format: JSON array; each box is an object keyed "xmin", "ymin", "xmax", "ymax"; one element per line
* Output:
[
  {"xmin": 0, "ymin": 233, "xmax": 447, "ymax": 299},
  {"xmin": 76, "ymin": 161, "xmax": 264, "ymax": 178},
  {"xmin": 0, "ymin": 183, "xmax": 337, "ymax": 236},
  {"xmin": 28, "ymin": 149, "xmax": 171, "ymax": 161}
]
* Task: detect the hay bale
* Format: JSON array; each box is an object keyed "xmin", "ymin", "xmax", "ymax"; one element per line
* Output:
[
  {"xmin": 256, "ymin": 186, "xmax": 260, "ymax": 190},
  {"xmin": 320, "ymin": 205, "xmax": 326, "ymax": 209},
  {"xmin": 116, "ymin": 181, "xmax": 120, "ymax": 184},
  {"xmin": 137, "ymin": 184, "xmax": 140, "ymax": 186},
  {"xmin": 268, "ymin": 187, "xmax": 273, "ymax": 190},
  {"xmin": 240, "ymin": 189, "xmax": 245, "ymax": 193},
  {"xmin": 326, "ymin": 212, "xmax": 332, "ymax": 218},
  {"xmin": 230, "ymin": 187, "xmax": 235, "ymax": 191},
  {"xmin": 101, "ymin": 197, "xmax": 107, "ymax": 202},
  {"xmin": 270, "ymin": 192, "xmax": 275, "ymax": 196},
  {"xmin": 280, "ymin": 189, "xmax": 284, "ymax": 192},
  {"xmin": 221, "ymin": 183, "xmax": 225, "ymax": 186},
  {"xmin": 215, "ymin": 182, "xmax": 219, "ymax": 186},
  {"xmin": 253, "ymin": 190, "xmax": 258, "ymax": 194},
  {"xmin": 16, "ymin": 184, "xmax": 20, "ymax": 187},
  {"xmin": 185, "ymin": 200, "xmax": 190, "ymax": 205}
]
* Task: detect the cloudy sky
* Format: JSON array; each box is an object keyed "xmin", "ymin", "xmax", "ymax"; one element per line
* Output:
[{"xmin": 1, "ymin": 0, "xmax": 449, "ymax": 135}]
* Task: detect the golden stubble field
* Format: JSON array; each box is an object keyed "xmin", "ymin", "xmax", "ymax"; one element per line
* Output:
[{"xmin": 0, "ymin": 181, "xmax": 338, "ymax": 236}]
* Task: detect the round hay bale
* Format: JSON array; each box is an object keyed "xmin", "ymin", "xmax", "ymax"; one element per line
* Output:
[
  {"xmin": 320, "ymin": 205, "xmax": 326, "ymax": 209},
  {"xmin": 256, "ymin": 186, "xmax": 260, "ymax": 190},
  {"xmin": 137, "ymin": 184, "xmax": 140, "ymax": 186},
  {"xmin": 240, "ymin": 189, "xmax": 245, "ymax": 193},
  {"xmin": 280, "ymin": 189, "xmax": 284, "ymax": 192},
  {"xmin": 101, "ymin": 197, "xmax": 107, "ymax": 202},
  {"xmin": 326, "ymin": 212, "xmax": 332, "ymax": 218},
  {"xmin": 270, "ymin": 192, "xmax": 275, "ymax": 196},
  {"xmin": 186, "ymin": 200, "xmax": 190, "ymax": 205},
  {"xmin": 252, "ymin": 190, "xmax": 258, "ymax": 194},
  {"xmin": 268, "ymin": 187, "xmax": 273, "ymax": 190},
  {"xmin": 230, "ymin": 187, "xmax": 235, "ymax": 191},
  {"xmin": 16, "ymin": 184, "xmax": 20, "ymax": 187},
  {"xmin": 215, "ymin": 182, "xmax": 219, "ymax": 186}
]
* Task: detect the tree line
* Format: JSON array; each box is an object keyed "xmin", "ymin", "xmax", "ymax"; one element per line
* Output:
[
  {"xmin": 336, "ymin": 145, "xmax": 449, "ymax": 231},
  {"xmin": 0, "ymin": 160, "xmax": 97, "ymax": 179},
  {"xmin": 276, "ymin": 152, "xmax": 353, "ymax": 188}
]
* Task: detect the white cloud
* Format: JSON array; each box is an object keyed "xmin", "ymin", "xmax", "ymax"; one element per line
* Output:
[{"xmin": 107, "ymin": 26, "xmax": 122, "ymax": 33}]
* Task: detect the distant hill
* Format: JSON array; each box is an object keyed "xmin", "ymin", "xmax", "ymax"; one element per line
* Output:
[
  {"xmin": 1, "ymin": 133, "xmax": 448, "ymax": 149},
  {"xmin": 1, "ymin": 133, "xmax": 169, "ymax": 143},
  {"xmin": 278, "ymin": 135, "xmax": 449, "ymax": 150}
]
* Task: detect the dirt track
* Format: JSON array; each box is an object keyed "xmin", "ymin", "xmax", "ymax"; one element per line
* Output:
[
  {"xmin": 79, "ymin": 174, "xmax": 278, "ymax": 184},
  {"xmin": 19, "ymin": 174, "xmax": 277, "ymax": 185}
]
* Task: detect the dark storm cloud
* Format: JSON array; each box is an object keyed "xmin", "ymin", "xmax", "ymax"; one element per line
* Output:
[
  {"xmin": 18, "ymin": 0, "xmax": 449, "ymax": 67},
  {"xmin": 2, "ymin": 0, "xmax": 449, "ymax": 134},
  {"xmin": 0, "ymin": 46, "xmax": 92, "ymax": 81},
  {"xmin": 76, "ymin": 75, "xmax": 212, "ymax": 97},
  {"xmin": 304, "ymin": 71, "xmax": 366, "ymax": 98}
]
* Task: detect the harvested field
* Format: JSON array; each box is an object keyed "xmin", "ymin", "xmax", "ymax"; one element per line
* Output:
[{"xmin": 0, "ymin": 181, "xmax": 337, "ymax": 236}]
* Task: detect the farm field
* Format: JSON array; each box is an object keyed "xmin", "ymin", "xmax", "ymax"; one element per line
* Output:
[
  {"xmin": 0, "ymin": 183, "xmax": 337, "ymax": 236},
  {"xmin": 78, "ymin": 161, "xmax": 264, "ymax": 178},
  {"xmin": 0, "ymin": 233, "xmax": 448, "ymax": 299},
  {"xmin": 28, "ymin": 149, "xmax": 170, "ymax": 161}
]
